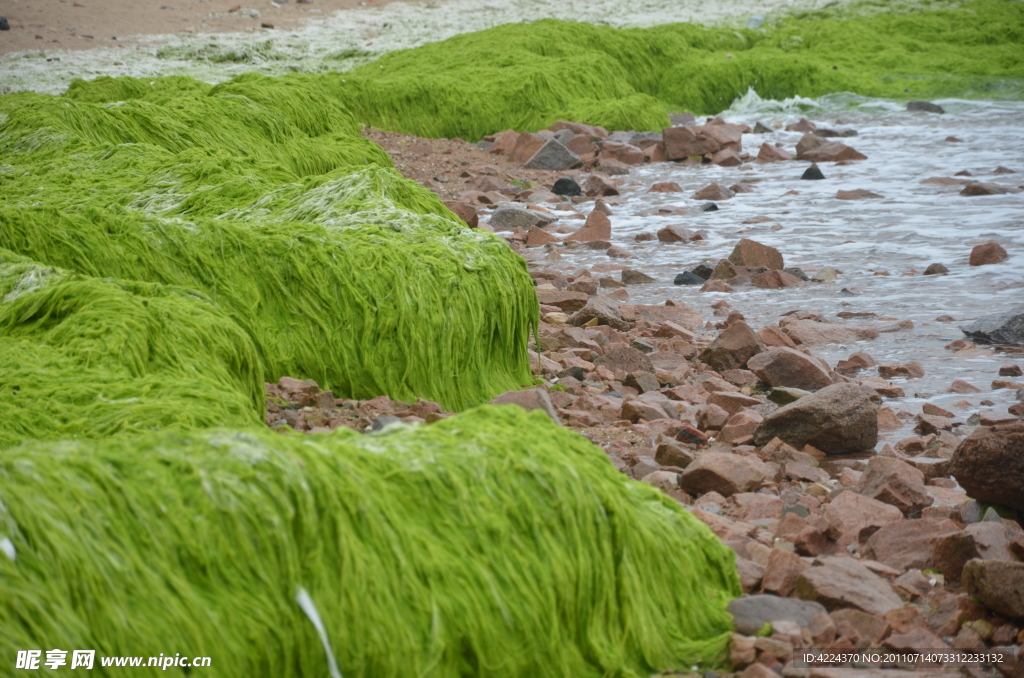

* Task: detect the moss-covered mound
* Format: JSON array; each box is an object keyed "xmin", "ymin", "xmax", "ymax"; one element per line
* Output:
[
  {"xmin": 0, "ymin": 73, "xmax": 538, "ymax": 419},
  {"xmin": 335, "ymin": 0, "xmax": 1024, "ymax": 138},
  {"xmin": 0, "ymin": 407, "xmax": 740, "ymax": 677}
]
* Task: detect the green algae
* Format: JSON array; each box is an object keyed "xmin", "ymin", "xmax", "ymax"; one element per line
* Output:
[
  {"xmin": 333, "ymin": 0, "xmax": 1024, "ymax": 138},
  {"xmin": 0, "ymin": 248, "xmax": 264, "ymax": 449},
  {"xmin": 0, "ymin": 73, "xmax": 538, "ymax": 415},
  {"xmin": 0, "ymin": 406, "xmax": 740, "ymax": 677}
]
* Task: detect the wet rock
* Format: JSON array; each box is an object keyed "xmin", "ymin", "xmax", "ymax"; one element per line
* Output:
[
  {"xmin": 825, "ymin": 490, "xmax": 904, "ymax": 548},
  {"xmin": 657, "ymin": 224, "xmax": 700, "ymax": 243},
  {"xmin": 489, "ymin": 387, "xmax": 560, "ymax": 423},
  {"xmin": 753, "ymin": 121, "xmax": 772, "ymax": 134},
  {"xmin": 793, "ymin": 557, "xmax": 904, "ymax": 615},
  {"xmin": 691, "ymin": 263, "xmax": 715, "ymax": 280},
  {"xmin": 593, "ymin": 345, "xmax": 654, "ymax": 375},
  {"xmin": 569, "ymin": 295, "xmax": 630, "ymax": 331},
  {"xmin": 662, "ymin": 125, "xmax": 721, "ymax": 159},
  {"xmin": 700, "ymin": 202, "xmax": 719, "ymax": 212},
  {"xmin": 489, "ymin": 204, "xmax": 555, "ymax": 230},
  {"xmin": 802, "ymin": 142, "xmax": 868, "ymax": 163},
  {"xmin": 751, "ymin": 270, "xmax": 804, "ymax": 289},
  {"xmin": 800, "ymin": 164, "xmax": 826, "ymax": 180},
  {"xmin": 551, "ymin": 176, "xmax": 582, "ymax": 196},
  {"xmin": 767, "ymin": 386, "xmax": 809, "ymax": 405},
  {"xmin": 907, "ymin": 101, "xmax": 944, "ymax": 114},
  {"xmin": 856, "ymin": 456, "xmax": 934, "ymax": 516},
  {"xmin": 968, "ymin": 240, "xmax": 1009, "ymax": 265},
  {"xmin": 782, "ymin": 319, "xmax": 879, "ymax": 346},
  {"xmin": 783, "ymin": 267, "xmax": 809, "ymax": 281},
  {"xmin": 728, "ymin": 238, "xmax": 784, "ymax": 270},
  {"xmin": 674, "ymin": 271, "xmax": 705, "ymax": 285},
  {"xmin": 525, "ymin": 225, "xmax": 559, "ymax": 247},
  {"xmin": 796, "ymin": 133, "xmax": 825, "ymax": 158},
  {"xmin": 564, "ymin": 210, "xmax": 611, "ymax": 242},
  {"xmin": 711, "ymin": 148, "xmax": 743, "ymax": 166},
  {"xmin": 620, "ymin": 302, "xmax": 702, "ymax": 328},
  {"xmin": 753, "ymin": 383, "xmax": 878, "ymax": 454},
  {"xmin": 693, "ymin": 182, "xmax": 735, "ymax": 201},
  {"xmin": 961, "ymin": 181, "xmax": 1014, "ymax": 196},
  {"xmin": 600, "ymin": 141, "xmax": 644, "ymax": 165},
  {"xmin": 678, "ymin": 452, "xmax": 769, "ymax": 496},
  {"xmin": 649, "ymin": 181, "xmax": 682, "ymax": 193},
  {"xmin": 757, "ymin": 143, "xmax": 793, "ymax": 162},
  {"xmin": 836, "ymin": 189, "xmax": 884, "ymax": 200},
  {"xmin": 0, "ymin": 17, "xmax": 9, "ymax": 31},
  {"xmin": 949, "ymin": 420, "xmax": 1024, "ymax": 512},
  {"xmin": 923, "ymin": 263, "xmax": 948, "ymax": 275},
  {"xmin": 728, "ymin": 595, "xmax": 827, "ymax": 635},
  {"xmin": 585, "ymin": 172, "xmax": 619, "ymax": 197},
  {"xmin": 443, "ymin": 201, "xmax": 479, "ymax": 228},
  {"xmin": 697, "ymin": 321, "xmax": 763, "ymax": 373},
  {"xmin": 747, "ymin": 347, "xmax": 833, "ymax": 391},
  {"xmin": 878, "ymin": 361, "xmax": 925, "ymax": 379},
  {"xmin": 960, "ymin": 304, "xmax": 1024, "ymax": 346},
  {"xmin": 621, "ymin": 269, "xmax": 655, "ymax": 285},
  {"xmin": 962, "ymin": 559, "xmax": 1024, "ymax": 619}
]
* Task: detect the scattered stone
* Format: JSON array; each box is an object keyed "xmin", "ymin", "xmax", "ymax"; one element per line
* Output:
[
  {"xmin": 525, "ymin": 225, "xmax": 559, "ymax": 247},
  {"xmin": 569, "ymin": 295, "xmax": 630, "ymax": 331},
  {"xmin": 968, "ymin": 240, "xmax": 1009, "ymax": 266},
  {"xmin": 489, "ymin": 204, "xmax": 555, "ymax": 230},
  {"xmin": 489, "ymin": 388, "xmax": 560, "ymax": 423},
  {"xmin": 443, "ymin": 201, "xmax": 479, "ymax": 228},
  {"xmin": 701, "ymin": 202, "xmax": 719, "ymax": 212},
  {"xmin": 801, "ymin": 164, "xmax": 825, "ymax": 180},
  {"xmin": 793, "ymin": 557, "xmax": 904, "ymax": 615},
  {"xmin": 960, "ymin": 304, "xmax": 1024, "ymax": 345},
  {"xmin": 585, "ymin": 172, "xmax": 619, "ymax": 197},
  {"xmin": 761, "ymin": 548, "xmax": 810, "ymax": 596},
  {"xmin": 551, "ymin": 177, "xmax": 582, "ymax": 196},
  {"xmin": 663, "ymin": 125, "xmax": 721, "ymax": 159},
  {"xmin": 621, "ymin": 269, "xmax": 656, "ymax": 285},
  {"xmin": 1001, "ymin": 364, "xmax": 1023, "ymax": 377},
  {"xmin": 782, "ymin": 320, "xmax": 878, "ymax": 346},
  {"xmin": 801, "ymin": 142, "xmax": 867, "ymax": 163},
  {"xmin": 711, "ymin": 148, "xmax": 743, "ymax": 166},
  {"xmin": 564, "ymin": 210, "xmax": 611, "ymax": 243},
  {"xmin": 508, "ymin": 132, "xmax": 546, "ymax": 164},
  {"xmin": 674, "ymin": 271, "xmax": 705, "ymax": 285},
  {"xmin": 932, "ymin": 532, "xmax": 980, "ymax": 582},
  {"xmin": 657, "ymin": 225, "xmax": 700, "ymax": 243},
  {"xmin": 836, "ymin": 189, "xmax": 884, "ymax": 200},
  {"xmin": 751, "ymin": 270, "xmax": 804, "ymax": 289},
  {"xmin": 536, "ymin": 289, "xmax": 589, "ymax": 312},
  {"xmin": 697, "ymin": 321, "xmax": 763, "ymax": 373},
  {"xmin": 767, "ymin": 387, "xmax": 810, "ymax": 405},
  {"xmin": 856, "ymin": 456, "xmax": 934, "ymax": 516},
  {"xmin": 753, "ymin": 383, "xmax": 878, "ymax": 454},
  {"xmin": 864, "ymin": 518, "xmax": 962, "ymax": 570},
  {"xmin": 0, "ymin": 17, "xmax": 9, "ymax": 31},
  {"xmin": 962, "ymin": 559, "xmax": 1024, "ymax": 620},
  {"xmin": 949, "ymin": 420, "xmax": 1024, "ymax": 512},
  {"xmin": 907, "ymin": 101, "xmax": 944, "ymax": 114},
  {"xmin": 728, "ymin": 595, "xmax": 827, "ymax": 635},
  {"xmin": 693, "ymin": 182, "xmax": 735, "ymax": 201},
  {"xmin": 961, "ymin": 181, "xmax": 1013, "ymax": 196},
  {"xmin": 825, "ymin": 490, "xmax": 904, "ymax": 547},
  {"xmin": 678, "ymin": 452, "xmax": 769, "ymax": 496},
  {"xmin": 668, "ymin": 112, "xmax": 697, "ymax": 126},
  {"xmin": 949, "ymin": 379, "xmax": 982, "ymax": 394},
  {"xmin": 649, "ymin": 181, "xmax": 682, "ymax": 193},
  {"xmin": 923, "ymin": 263, "xmax": 948, "ymax": 275},
  {"xmin": 747, "ymin": 347, "xmax": 833, "ymax": 391},
  {"xmin": 878, "ymin": 362, "xmax": 925, "ymax": 379},
  {"xmin": 753, "ymin": 121, "xmax": 772, "ymax": 134},
  {"xmin": 593, "ymin": 345, "xmax": 654, "ymax": 375},
  {"xmin": 728, "ymin": 238, "xmax": 784, "ymax": 270},
  {"xmin": 757, "ymin": 143, "xmax": 793, "ymax": 162}
]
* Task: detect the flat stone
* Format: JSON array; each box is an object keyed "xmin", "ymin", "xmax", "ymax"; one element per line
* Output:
[
  {"xmin": 489, "ymin": 204, "xmax": 555, "ymax": 230},
  {"xmin": 855, "ymin": 456, "xmax": 934, "ymax": 516},
  {"xmin": 960, "ymin": 304, "xmax": 1024, "ymax": 345},
  {"xmin": 747, "ymin": 346, "xmax": 834, "ymax": 391},
  {"xmin": 489, "ymin": 387, "xmax": 560, "ymax": 423},
  {"xmin": 728, "ymin": 595, "xmax": 827, "ymax": 635},
  {"xmin": 793, "ymin": 557, "xmax": 904, "ymax": 615},
  {"xmin": 569, "ymin": 295, "xmax": 629, "ymax": 331},
  {"xmin": 863, "ymin": 518, "xmax": 963, "ymax": 571},
  {"xmin": 678, "ymin": 452, "xmax": 769, "ymax": 497},
  {"xmin": 824, "ymin": 490, "xmax": 904, "ymax": 547}
]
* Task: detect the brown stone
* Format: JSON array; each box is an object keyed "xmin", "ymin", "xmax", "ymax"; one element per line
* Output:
[
  {"xmin": 711, "ymin": 148, "xmax": 743, "ymax": 166},
  {"xmin": 569, "ymin": 295, "xmax": 629, "ymax": 331},
  {"xmin": 657, "ymin": 224, "xmax": 700, "ymax": 243},
  {"xmin": 969, "ymin": 241, "xmax": 1009, "ymax": 266},
  {"xmin": 962, "ymin": 559, "xmax": 1024, "ymax": 619},
  {"xmin": 536, "ymin": 289, "xmax": 589, "ymax": 312},
  {"xmin": 836, "ymin": 189, "xmax": 884, "ymax": 200},
  {"xmin": 751, "ymin": 270, "xmax": 804, "ymax": 289},
  {"xmin": 697, "ymin": 320, "xmax": 764, "ymax": 372},
  {"xmin": 761, "ymin": 548, "xmax": 810, "ymax": 596},
  {"xmin": 443, "ymin": 201, "xmax": 479, "ymax": 228},
  {"xmin": 525, "ymin": 225, "xmax": 559, "ymax": 247},
  {"xmin": 678, "ymin": 452, "xmax": 769, "ymax": 496},
  {"xmin": 489, "ymin": 387, "xmax": 560, "ymax": 423},
  {"xmin": 663, "ymin": 125, "xmax": 721, "ymax": 159},
  {"xmin": 961, "ymin": 181, "xmax": 1014, "ymax": 196},
  {"xmin": 800, "ymin": 142, "xmax": 867, "ymax": 162},
  {"xmin": 719, "ymin": 410, "xmax": 765, "ymax": 444},
  {"xmin": 949, "ymin": 420, "xmax": 1024, "ymax": 513},
  {"xmin": 508, "ymin": 132, "xmax": 545, "ymax": 164},
  {"xmin": 757, "ymin": 326, "xmax": 797, "ymax": 349},
  {"xmin": 824, "ymin": 490, "xmax": 904, "ymax": 548},
  {"xmin": 753, "ymin": 383, "xmax": 878, "ymax": 455},
  {"xmin": 728, "ymin": 238, "xmax": 784, "ymax": 270},
  {"xmin": 600, "ymin": 141, "xmax": 645, "ymax": 165},
  {"xmin": 863, "ymin": 518, "xmax": 963, "ymax": 571},
  {"xmin": 649, "ymin": 181, "xmax": 682, "ymax": 193},
  {"xmin": 564, "ymin": 210, "xmax": 611, "ymax": 242},
  {"xmin": 932, "ymin": 532, "xmax": 980, "ymax": 582},
  {"xmin": 747, "ymin": 347, "xmax": 834, "ymax": 391},
  {"xmin": 585, "ymin": 172, "xmax": 619, "ymax": 197},
  {"xmin": 948, "ymin": 379, "xmax": 982, "ymax": 394},
  {"xmin": 783, "ymin": 320, "xmax": 879, "ymax": 346},
  {"xmin": 878, "ymin": 362, "xmax": 925, "ymax": 379},
  {"xmin": 757, "ymin": 143, "xmax": 793, "ymax": 162},
  {"xmin": 619, "ymin": 303, "xmax": 703, "ymax": 328},
  {"xmin": 856, "ymin": 456, "xmax": 934, "ymax": 516},
  {"xmin": 693, "ymin": 182, "xmax": 735, "ymax": 201},
  {"xmin": 565, "ymin": 134, "xmax": 598, "ymax": 157},
  {"xmin": 793, "ymin": 557, "xmax": 904, "ymax": 615},
  {"xmin": 593, "ymin": 345, "xmax": 653, "ymax": 375}
]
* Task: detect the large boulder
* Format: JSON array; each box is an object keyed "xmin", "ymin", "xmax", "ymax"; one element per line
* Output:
[
  {"xmin": 949, "ymin": 420, "xmax": 1024, "ymax": 512},
  {"xmin": 960, "ymin": 304, "xmax": 1024, "ymax": 346},
  {"xmin": 697, "ymin": 321, "xmax": 763, "ymax": 373},
  {"xmin": 746, "ymin": 347, "xmax": 834, "ymax": 391},
  {"xmin": 753, "ymin": 383, "xmax": 878, "ymax": 454},
  {"xmin": 962, "ymin": 559, "xmax": 1024, "ymax": 620},
  {"xmin": 728, "ymin": 238, "xmax": 784, "ymax": 270}
]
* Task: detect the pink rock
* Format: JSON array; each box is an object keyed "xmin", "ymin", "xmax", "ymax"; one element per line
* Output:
[
  {"xmin": 747, "ymin": 346, "xmax": 834, "ymax": 391},
  {"xmin": 824, "ymin": 490, "xmax": 904, "ymax": 547},
  {"xmin": 564, "ymin": 210, "xmax": 611, "ymax": 242},
  {"xmin": 855, "ymin": 456, "xmax": 934, "ymax": 516},
  {"xmin": 679, "ymin": 452, "xmax": 769, "ymax": 496},
  {"xmin": 863, "ymin": 518, "xmax": 963, "ymax": 570},
  {"xmin": 757, "ymin": 143, "xmax": 793, "ymax": 162},
  {"xmin": 728, "ymin": 238, "xmax": 784, "ymax": 270},
  {"xmin": 969, "ymin": 241, "xmax": 1008, "ymax": 266}
]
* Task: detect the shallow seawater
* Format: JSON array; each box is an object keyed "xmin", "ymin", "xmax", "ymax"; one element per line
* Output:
[{"xmin": 524, "ymin": 91, "xmax": 1024, "ymax": 449}]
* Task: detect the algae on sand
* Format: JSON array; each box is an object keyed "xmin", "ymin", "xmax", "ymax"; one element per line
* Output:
[
  {"xmin": 0, "ymin": 73, "xmax": 538, "ymax": 418},
  {"xmin": 0, "ymin": 407, "xmax": 740, "ymax": 677}
]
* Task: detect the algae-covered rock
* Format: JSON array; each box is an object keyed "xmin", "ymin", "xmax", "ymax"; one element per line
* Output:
[{"xmin": 0, "ymin": 406, "xmax": 741, "ymax": 676}]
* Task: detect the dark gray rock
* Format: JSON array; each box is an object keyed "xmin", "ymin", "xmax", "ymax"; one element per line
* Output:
[
  {"xmin": 784, "ymin": 267, "xmax": 809, "ymax": 281},
  {"xmin": 489, "ymin": 204, "xmax": 555, "ymax": 230},
  {"xmin": 907, "ymin": 101, "xmax": 944, "ymax": 114},
  {"xmin": 372, "ymin": 415, "xmax": 402, "ymax": 431},
  {"xmin": 962, "ymin": 559, "xmax": 1024, "ymax": 620},
  {"xmin": 701, "ymin": 202, "xmax": 719, "ymax": 212},
  {"xmin": 753, "ymin": 382, "xmax": 878, "ymax": 454},
  {"xmin": 753, "ymin": 121, "xmax": 772, "ymax": 134},
  {"xmin": 604, "ymin": 131, "xmax": 636, "ymax": 145},
  {"xmin": 552, "ymin": 128, "xmax": 575, "ymax": 145},
  {"xmin": 961, "ymin": 304, "xmax": 1024, "ymax": 345},
  {"xmin": 630, "ymin": 131, "xmax": 663, "ymax": 148},
  {"xmin": 0, "ymin": 17, "xmax": 9, "ymax": 31},
  {"xmin": 812, "ymin": 128, "xmax": 858, "ymax": 137},
  {"xmin": 923, "ymin": 263, "xmax": 948, "ymax": 275},
  {"xmin": 674, "ymin": 271, "xmax": 705, "ymax": 285},
  {"xmin": 691, "ymin": 263, "xmax": 714, "ymax": 280},
  {"xmin": 801, "ymin": 164, "xmax": 825, "ymax": 180},
  {"xmin": 728, "ymin": 595, "xmax": 827, "ymax": 635},
  {"xmin": 523, "ymin": 140, "xmax": 583, "ymax": 171},
  {"xmin": 551, "ymin": 177, "xmax": 582, "ymax": 196},
  {"xmin": 475, "ymin": 140, "xmax": 493, "ymax": 150},
  {"xmin": 668, "ymin": 112, "xmax": 696, "ymax": 126},
  {"xmin": 621, "ymin": 269, "xmax": 656, "ymax": 285}
]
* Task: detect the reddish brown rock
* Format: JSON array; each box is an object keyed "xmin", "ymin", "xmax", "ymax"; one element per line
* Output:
[
  {"xmin": 697, "ymin": 321, "xmax": 764, "ymax": 373},
  {"xmin": 786, "ymin": 118, "xmax": 816, "ymax": 133},
  {"xmin": 948, "ymin": 379, "xmax": 982, "ymax": 394},
  {"xmin": 662, "ymin": 125, "xmax": 721, "ymax": 159},
  {"xmin": 708, "ymin": 392, "xmax": 762, "ymax": 415},
  {"xmin": 793, "ymin": 557, "xmax": 904, "ymax": 615},
  {"xmin": 601, "ymin": 141, "xmax": 645, "ymax": 165},
  {"xmin": 508, "ymin": 132, "xmax": 546, "ymax": 164},
  {"xmin": 932, "ymin": 532, "xmax": 980, "ymax": 582},
  {"xmin": 855, "ymin": 456, "xmax": 934, "ymax": 516},
  {"xmin": 486, "ymin": 129, "xmax": 519, "ymax": 154},
  {"xmin": 878, "ymin": 361, "xmax": 925, "ymax": 379},
  {"xmin": 836, "ymin": 189, "xmax": 884, "ymax": 200},
  {"xmin": 757, "ymin": 143, "xmax": 793, "ymax": 162},
  {"xmin": 565, "ymin": 134, "xmax": 599, "ymax": 157},
  {"xmin": 757, "ymin": 326, "xmax": 797, "ymax": 349},
  {"xmin": 761, "ymin": 548, "xmax": 810, "ymax": 596},
  {"xmin": 536, "ymin": 289, "xmax": 589, "ymax": 313},
  {"xmin": 570, "ymin": 295, "xmax": 629, "ymax": 331},
  {"xmin": 525, "ymin": 225, "xmax": 559, "ymax": 247},
  {"xmin": 585, "ymin": 172, "xmax": 620, "ymax": 197},
  {"xmin": 747, "ymin": 347, "xmax": 833, "ymax": 391},
  {"xmin": 592, "ymin": 345, "xmax": 653, "ymax": 375},
  {"xmin": 962, "ymin": 559, "xmax": 1024, "ymax": 620},
  {"xmin": 711, "ymin": 148, "xmax": 743, "ymax": 166},
  {"xmin": 728, "ymin": 238, "xmax": 784, "ymax": 270},
  {"xmin": 678, "ymin": 452, "xmax": 769, "ymax": 496},
  {"xmin": 961, "ymin": 181, "xmax": 1014, "ymax": 196},
  {"xmin": 751, "ymin": 270, "xmax": 803, "ymax": 289},
  {"xmin": 564, "ymin": 210, "xmax": 611, "ymax": 242},
  {"xmin": 489, "ymin": 387, "xmax": 560, "ymax": 423},
  {"xmin": 719, "ymin": 410, "xmax": 765, "ymax": 443},
  {"xmin": 969, "ymin": 241, "xmax": 1009, "ymax": 266},
  {"xmin": 949, "ymin": 420, "xmax": 1024, "ymax": 513},
  {"xmin": 443, "ymin": 201, "xmax": 479, "ymax": 228},
  {"xmin": 657, "ymin": 224, "xmax": 700, "ymax": 243},
  {"xmin": 800, "ymin": 142, "xmax": 867, "ymax": 162},
  {"xmin": 863, "ymin": 518, "xmax": 963, "ymax": 571},
  {"xmin": 649, "ymin": 181, "xmax": 682, "ymax": 193},
  {"xmin": 693, "ymin": 182, "xmax": 735, "ymax": 201},
  {"xmin": 824, "ymin": 490, "xmax": 904, "ymax": 548},
  {"xmin": 782, "ymin": 320, "xmax": 879, "ymax": 346},
  {"xmin": 753, "ymin": 383, "xmax": 878, "ymax": 455}
]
